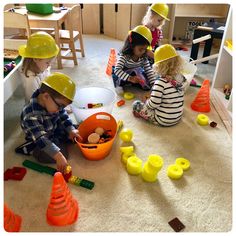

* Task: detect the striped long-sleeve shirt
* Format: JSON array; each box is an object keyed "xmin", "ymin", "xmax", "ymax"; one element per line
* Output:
[
  {"xmin": 145, "ymin": 76, "xmax": 184, "ymax": 126},
  {"xmin": 114, "ymin": 54, "xmax": 156, "ymax": 86},
  {"xmin": 21, "ymin": 89, "xmax": 75, "ymax": 157}
]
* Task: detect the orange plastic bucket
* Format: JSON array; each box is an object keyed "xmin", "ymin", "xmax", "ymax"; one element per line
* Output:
[{"xmin": 75, "ymin": 112, "xmax": 117, "ymax": 161}]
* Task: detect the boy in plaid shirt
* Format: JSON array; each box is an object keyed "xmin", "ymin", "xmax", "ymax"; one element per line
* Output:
[{"xmin": 15, "ymin": 73, "xmax": 81, "ymax": 173}]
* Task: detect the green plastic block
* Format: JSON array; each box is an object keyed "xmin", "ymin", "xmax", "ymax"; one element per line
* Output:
[
  {"xmin": 80, "ymin": 179, "xmax": 95, "ymax": 190},
  {"xmin": 22, "ymin": 160, "xmax": 56, "ymax": 175}
]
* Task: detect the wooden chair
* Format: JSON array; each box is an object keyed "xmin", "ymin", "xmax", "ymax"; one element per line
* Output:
[
  {"xmin": 53, "ymin": 5, "xmax": 85, "ymax": 65},
  {"xmin": 4, "ymin": 11, "xmax": 31, "ymax": 39}
]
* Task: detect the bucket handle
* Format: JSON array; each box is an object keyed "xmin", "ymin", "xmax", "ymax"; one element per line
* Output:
[
  {"xmin": 95, "ymin": 114, "xmax": 111, "ymax": 121},
  {"xmin": 74, "ymin": 137, "xmax": 98, "ymax": 149},
  {"xmin": 81, "ymin": 145, "xmax": 98, "ymax": 149}
]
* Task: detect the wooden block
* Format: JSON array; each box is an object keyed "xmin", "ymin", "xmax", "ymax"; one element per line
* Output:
[
  {"xmin": 168, "ymin": 217, "xmax": 185, "ymax": 232},
  {"xmin": 197, "ymin": 26, "xmax": 213, "ymax": 31}
]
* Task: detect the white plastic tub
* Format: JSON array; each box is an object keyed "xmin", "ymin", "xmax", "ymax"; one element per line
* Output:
[
  {"xmin": 182, "ymin": 61, "xmax": 197, "ymax": 82},
  {"xmin": 72, "ymin": 87, "xmax": 116, "ymax": 122},
  {"xmin": 181, "ymin": 59, "xmax": 197, "ymax": 91}
]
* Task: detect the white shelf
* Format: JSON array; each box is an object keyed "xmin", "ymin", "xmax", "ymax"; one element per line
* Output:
[
  {"xmin": 168, "ymin": 4, "xmax": 229, "ymax": 53},
  {"xmin": 174, "ymin": 4, "xmax": 229, "ymax": 19},
  {"xmin": 211, "ymin": 7, "xmax": 232, "ymax": 135},
  {"xmin": 223, "ymin": 46, "xmax": 232, "ymax": 57},
  {"xmin": 212, "ymin": 88, "xmax": 231, "ymax": 110},
  {"xmin": 175, "ymin": 14, "xmax": 226, "ymax": 18}
]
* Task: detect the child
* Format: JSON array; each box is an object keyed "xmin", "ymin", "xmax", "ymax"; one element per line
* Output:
[
  {"xmin": 133, "ymin": 44, "xmax": 186, "ymax": 127},
  {"xmin": 18, "ymin": 31, "xmax": 59, "ymax": 102},
  {"xmin": 15, "ymin": 72, "xmax": 81, "ymax": 173},
  {"xmin": 142, "ymin": 3, "xmax": 169, "ymax": 60},
  {"xmin": 113, "ymin": 25, "xmax": 156, "ymax": 94}
]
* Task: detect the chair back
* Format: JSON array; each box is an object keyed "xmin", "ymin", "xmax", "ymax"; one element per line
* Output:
[
  {"xmin": 66, "ymin": 5, "xmax": 82, "ymax": 33},
  {"xmin": 4, "ymin": 11, "xmax": 31, "ymax": 38}
]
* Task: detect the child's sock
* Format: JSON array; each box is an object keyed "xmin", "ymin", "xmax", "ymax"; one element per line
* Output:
[{"xmin": 15, "ymin": 141, "xmax": 36, "ymax": 155}]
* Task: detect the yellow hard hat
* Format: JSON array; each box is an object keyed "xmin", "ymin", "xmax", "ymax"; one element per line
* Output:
[
  {"xmin": 150, "ymin": 3, "xmax": 170, "ymax": 21},
  {"xmin": 42, "ymin": 72, "xmax": 76, "ymax": 101},
  {"xmin": 131, "ymin": 25, "xmax": 152, "ymax": 45},
  {"xmin": 154, "ymin": 44, "xmax": 178, "ymax": 64},
  {"xmin": 19, "ymin": 31, "xmax": 59, "ymax": 58}
]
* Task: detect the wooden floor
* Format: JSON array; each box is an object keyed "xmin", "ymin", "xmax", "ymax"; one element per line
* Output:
[{"xmin": 211, "ymin": 92, "xmax": 232, "ymax": 137}]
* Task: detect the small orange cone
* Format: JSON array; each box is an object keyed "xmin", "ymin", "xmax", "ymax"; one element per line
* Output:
[
  {"xmin": 191, "ymin": 79, "xmax": 211, "ymax": 112},
  {"xmin": 4, "ymin": 204, "xmax": 22, "ymax": 232},
  {"xmin": 46, "ymin": 172, "xmax": 79, "ymax": 226},
  {"xmin": 106, "ymin": 48, "xmax": 117, "ymax": 76}
]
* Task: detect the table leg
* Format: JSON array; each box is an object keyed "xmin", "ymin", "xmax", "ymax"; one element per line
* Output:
[
  {"xmin": 54, "ymin": 23, "xmax": 62, "ymax": 69},
  {"xmin": 190, "ymin": 30, "xmax": 201, "ymax": 62},
  {"xmin": 202, "ymin": 37, "xmax": 213, "ymax": 64}
]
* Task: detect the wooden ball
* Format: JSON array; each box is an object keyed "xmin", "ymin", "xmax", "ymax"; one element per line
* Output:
[
  {"xmin": 88, "ymin": 133, "xmax": 100, "ymax": 144},
  {"xmin": 95, "ymin": 127, "xmax": 105, "ymax": 136}
]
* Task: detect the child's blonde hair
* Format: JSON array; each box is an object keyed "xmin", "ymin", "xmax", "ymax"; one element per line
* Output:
[
  {"xmin": 153, "ymin": 56, "xmax": 184, "ymax": 78},
  {"xmin": 142, "ymin": 7, "xmax": 165, "ymax": 29},
  {"xmin": 22, "ymin": 58, "xmax": 41, "ymax": 77}
]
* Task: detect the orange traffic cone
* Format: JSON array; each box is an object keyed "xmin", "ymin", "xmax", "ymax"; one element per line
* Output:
[
  {"xmin": 191, "ymin": 79, "xmax": 211, "ymax": 112},
  {"xmin": 46, "ymin": 172, "xmax": 79, "ymax": 226},
  {"xmin": 106, "ymin": 48, "xmax": 117, "ymax": 76},
  {"xmin": 4, "ymin": 204, "xmax": 22, "ymax": 232}
]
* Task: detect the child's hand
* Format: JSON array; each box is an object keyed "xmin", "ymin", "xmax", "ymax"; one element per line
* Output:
[
  {"xmin": 54, "ymin": 152, "xmax": 68, "ymax": 173},
  {"xmin": 146, "ymin": 50, "xmax": 154, "ymax": 59},
  {"xmin": 128, "ymin": 76, "xmax": 140, "ymax": 84},
  {"xmin": 69, "ymin": 129, "xmax": 83, "ymax": 142}
]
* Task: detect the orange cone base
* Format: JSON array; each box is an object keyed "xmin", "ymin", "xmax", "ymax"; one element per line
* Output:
[
  {"xmin": 47, "ymin": 199, "xmax": 79, "ymax": 226},
  {"xmin": 4, "ymin": 204, "xmax": 22, "ymax": 232},
  {"xmin": 191, "ymin": 102, "xmax": 210, "ymax": 112}
]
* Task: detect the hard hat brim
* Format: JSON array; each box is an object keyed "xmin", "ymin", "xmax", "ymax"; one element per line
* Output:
[
  {"xmin": 18, "ymin": 44, "xmax": 59, "ymax": 58},
  {"xmin": 18, "ymin": 45, "xmax": 27, "ymax": 57},
  {"xmin": 154, "ymin": 54, "xmax": 178, "ymax": 64},
  {"xmin": 152, "ymin": 10, "xmax": 170, "ymax": 21},
  {"xmin": 159, "ymin": 13, "xmax": 170, "ymax": 21}
]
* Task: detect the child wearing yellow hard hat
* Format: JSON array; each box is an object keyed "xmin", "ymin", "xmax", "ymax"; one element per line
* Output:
[
  {"xmin": 142, "ymin": 4, "xmax": 169, "ymax": 61},
  {"xmin": 15, "ymin": 72, "xmax": 81, "ymax": 173},
  {"xmin": 18, "ymin": 31, "xmax": 59, "ymax": 102},
  {"xmin": 112, "ymin": 25, "xmax": 156, "ymax": 94},
  {"xmin": 132, "ymin": 44, "xmax": 186, "ymax": 126}
]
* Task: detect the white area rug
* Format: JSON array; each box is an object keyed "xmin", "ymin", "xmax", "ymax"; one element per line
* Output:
[{"xmin": 4, "ymin": 35, "xmax": 232, "ymax": 232}]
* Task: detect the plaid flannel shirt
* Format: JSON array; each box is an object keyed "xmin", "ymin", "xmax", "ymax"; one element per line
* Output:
[{"xmin": 21, "ymin": 89, "xmax": 75, "ymax": 158}]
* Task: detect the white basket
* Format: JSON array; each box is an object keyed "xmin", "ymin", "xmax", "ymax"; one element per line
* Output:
[
  {"xmin": 181, "ymin": 61, "xmax": 197, "ymax": 82},
  {"xmin": 72, "ymin": 87, "xmax": 116, "ymax": 122},
  {"xmin": 181, "ymin": 58, "xmax": 197, "ymax": 91}
]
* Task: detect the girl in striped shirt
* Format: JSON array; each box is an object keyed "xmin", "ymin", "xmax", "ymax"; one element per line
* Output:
[
  {"xmin": 133, "ymin": 44, "xmax": 186, "ymax": 127},
  {"xmin": 113, "ymin": 25, "xmax": 156, "ymax": 94}
]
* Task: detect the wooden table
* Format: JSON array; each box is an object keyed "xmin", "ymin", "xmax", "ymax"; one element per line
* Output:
[{"xmin": 14, "ymin": 7, "xmax": 69, "ymax": 69}]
